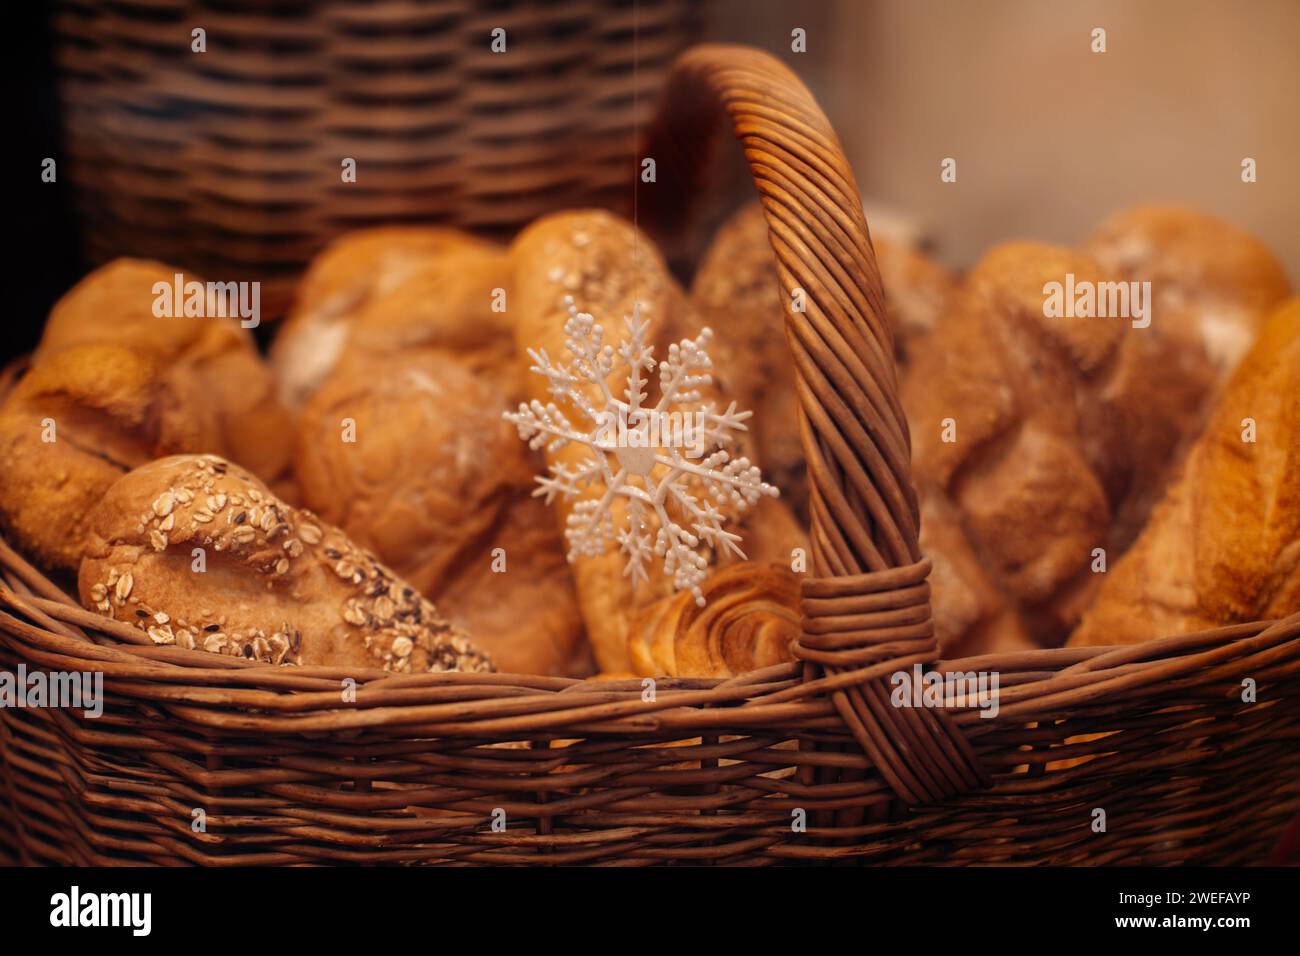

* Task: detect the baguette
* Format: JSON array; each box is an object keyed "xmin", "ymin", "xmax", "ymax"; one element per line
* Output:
[{"xmin": 510, "ymin": 210, "xmax": 685, "ymax": 672}]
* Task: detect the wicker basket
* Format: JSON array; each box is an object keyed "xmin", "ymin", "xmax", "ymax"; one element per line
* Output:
[
  {"xmin": 51, "ymin": 0, "xmax": 700, "ymax": 314},
  {"xmin": 3, "ymin": 44, "xmax": 1299, "ymax": 866}
]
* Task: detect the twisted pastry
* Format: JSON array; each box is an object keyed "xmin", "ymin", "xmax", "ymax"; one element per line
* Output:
[{"xmin": 626, "ymin": 562, "xmax": 800, "ymax": 677}]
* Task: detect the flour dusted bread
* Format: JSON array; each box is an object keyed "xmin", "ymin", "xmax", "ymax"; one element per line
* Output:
[
  {"xmin": 271, "ymin": 227, "xmax": 509, "ymax": 409},
  {"xmin": 0, "ymin": 344, "xmax": 220, "ymax": 570},
  {"xmin": 293, "ymin": 351, "xmax": 585, "ymax": 675},
  {"xmin": 1069, "ymin": 299, "xmax": 1300, "ymax": 646},
  {"xmin": 36, "ymin": 258, "xmax": 294, "ymax": 489},
  {"xmin": 1083, "ymin": 205, "xmax": 1291, "ymax": 545},
  {"xmin": 79, "ymin": 454, "xmax": 491, "ymax": 673}
]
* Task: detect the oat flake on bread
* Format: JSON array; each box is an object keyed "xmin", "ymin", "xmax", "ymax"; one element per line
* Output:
[{"xmin": 78, "ymin": 454, "xmax": 492, "ymax": 674}]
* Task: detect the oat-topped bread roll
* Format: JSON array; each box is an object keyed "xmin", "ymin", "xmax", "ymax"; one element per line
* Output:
[
  {"xmin": 271, "ymin": 227, "xmax": 508, "ymax": 409},
  {"xmin": 294, "ymin": 350, "xmax": 585, "ymax": 675},
  {"xmin": 0, "ymin": 344, "xmax": 220, "ymax": 570},
  {"xmin": 511, "ymin": 210, "xmax": 697, "ymax": 672},
  {"xmin": 903, "ymin": 241, "xmax": 1234, "ymax": 650},
  {"xmin": 1085, "ymin": 204, "xmax": 1291, "ymax": 375},
  {"xmin": 35, "ymin": 258, "xmax": 294, "ymax": 489},
  {"xmin": 1069, "ymin": 299, "xmax": 1300, "ymax": 647},
  {"xmin": 79, "ymin": 454, "xmax": 492, "ymax": 673},
  {"xmin": 688, "ymin": 201, "xmax": 956, "ymax": 521},
  {"xmin": 625, "ymin": 563, "xmax": 800, "ymax": 678}
]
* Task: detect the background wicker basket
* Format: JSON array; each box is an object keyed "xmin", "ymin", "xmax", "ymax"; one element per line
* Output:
[
  {"xmin": 51, "ymin": 0, "xmax": 700, "ymax": 314},
  {"xmin": 3, "ymin": 44, "xmax": 1299, "ymax": 866}
]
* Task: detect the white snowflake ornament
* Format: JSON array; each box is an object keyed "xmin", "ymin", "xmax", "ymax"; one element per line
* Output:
[{"xmin": 505, "ymin": 297, "xmax": 779, "ymax": 605}]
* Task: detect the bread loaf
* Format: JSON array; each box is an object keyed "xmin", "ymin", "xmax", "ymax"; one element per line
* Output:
[
  {"xmin": 79, "ymin": 454, "xmax": 492, "ymax": 673},
  {"xmin": 1069, "ymin": 299, "xmax": 1300, "ymax": 646},
  {"xmin": 1083, "ymin": 205, "xmax": 1292, "ymax": 546},
  {"xmin": 0, "ymin": 344, "xmax": 221, "ymax": 570},
  {"xmin": 293, "ymin": 350, "xmax": 586, "ymax": 675},
  {"xmin": 1085, "ymin": 204, "xmax": 1291, "ymax": 375},
  {"xmin": 270, "ymin": 227, "xmax": 507, "ymax": 409},
  {"xmin": 294, "ymin": 351, "xmax": 518, "ymax": 597},
  {"xmin": 511, "ymin": 210, "xmax": 686, "ymax": 672},
  {"xmin": 512, "ymin": 209, "xmax": 779, "ymax": 673},
  {"xmin": 902, "ymin": 240, "xmax": 1237, "ymax": 650},
  {"xmin": 433, "ymin": 491, "xmax": 591, "ymax": 677},
  {"xmin": 35, "ymin": 258, "xmax": 294, "ymax": 490}
]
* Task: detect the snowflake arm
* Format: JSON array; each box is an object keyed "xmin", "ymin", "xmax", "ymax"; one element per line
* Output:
[{"xmin": 505, "ymin": 300, "xmax": 780, "ymax": 606}]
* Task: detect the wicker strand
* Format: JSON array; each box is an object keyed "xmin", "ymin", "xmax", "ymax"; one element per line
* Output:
[{"xmin": 641, "ymin": 45, "xmax": 989, "ymax": 803}]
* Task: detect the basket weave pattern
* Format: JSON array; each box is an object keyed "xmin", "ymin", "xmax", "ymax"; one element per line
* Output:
[
  {"xmin": 4, "ymin": 44, "xmax": 1299, "ymax": 865},
  {"xmin": 52, "ymin": 0, "xmax": 699, "ymax": 311}
]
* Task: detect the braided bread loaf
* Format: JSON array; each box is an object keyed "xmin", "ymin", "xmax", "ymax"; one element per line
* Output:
[
  {"xmin": 1070, "ymin": 299, "xmax": 1300, "ymax": 646},
  {"xmin": 904, "ymin": 227, "xmax": 1289, "ymax": 653}
]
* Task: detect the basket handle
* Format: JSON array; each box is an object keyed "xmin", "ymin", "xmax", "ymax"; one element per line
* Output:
[{"xmin": 641, "ymin": 44, "xmax": 989, "ymax": 804}]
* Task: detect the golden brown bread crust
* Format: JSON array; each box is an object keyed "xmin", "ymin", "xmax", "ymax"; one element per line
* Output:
[
  {"xmin": 0, "ymin": 344, "xmax": 221, "ymax": 570},
  {"xmin": 1085, "ymin": 204, "xmax": 1291, "ymax": 374},
  {"xmin": 870, "ymin": 232, "xmax": 959, "ymax": 363},
  {"xmin": 511, "ymin": 210, "xmax": 688, "ymax": 672},
  {"xmin": 78, "ymin": 454, "xmax": 491, "ymax": 673},
  {"xmin": 434, "ymin": 492, "xmax": 592, "ymax": 677},
  {"xmin": 1083, "ymin": 205, "xmax": 1292, "ymax": 546},
  {"xmin": 294, "ymin": 350, "xmax": 518, "ymax": 596},
  {"xmin": 906, "ymin": 233, "xmax": 1290, "ymax": 653},
  {"xmin": 625, "ymin": 562, "xmax": 800, "ymax": 677},
  {"xmin": 918, "ymin": 484, "xmax": 1036, "ymax": 659},
  {"xmin": 270, "ymin": 227, "xmax": 506, "ymax": 409},
  {"xmin": 36, "ymin": 258, "xmax": 294, "ymax": 488},
  {"xmin": 1069, "ymin": 299, "xmax": 1300, "ymax": 646},
  {"xmin": 341, "ymin": 247, "xmax": 517, "ymax": 396},
  {"xmin": 293, "ymin": 350, "xmax": 586, "ymax": 675}
]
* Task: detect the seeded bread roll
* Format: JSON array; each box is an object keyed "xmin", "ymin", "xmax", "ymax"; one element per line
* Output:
[
  {"xmin": 293, "ymin": 350, "xmax": 586, "ymax": 675},
  {"xmin": 35, "ymin": 258, "xmax": 295, "ymax": 490},
  {"xmin": 79, "ymin": 454, "xmax": 491, "ymax": 673},
  {"xmin": 1069, "ymin": 299, "xmax": 1300, "ymax": 646},
  {"xmin": 0, "ymin": 344, "xmax": 221, "ymax": 571},
  {"xmin": 270, "ymin": 227, "xmax": 507, "ymax": 409}
]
